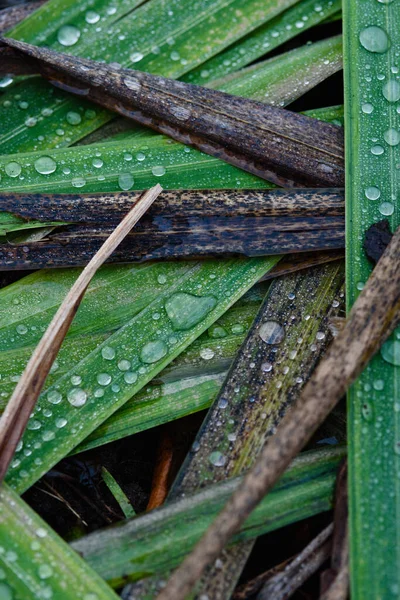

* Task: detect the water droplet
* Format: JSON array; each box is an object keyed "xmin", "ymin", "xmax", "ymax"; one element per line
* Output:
[
  {"xmin": 384, "ymin": 128, "xmax": 400, "ymax": 145},
  {"xmin": 16, "ymin": 324, "xmax": 28, "ymax": 335},
  {"xmin": 67, "ymin": 388, "xmax": 87, "ymax": 407},
  {"xmin": 55, "ymin": 418, "xmax": 67, "ymax": 428},
  {"xmin": 165, "ymin": 292, "xmax": 217, "ymax": 331},
  {"xmin": 381, "ymin": 339, "xmax": 400, "ymax": 365},
  {"xmin": 383, "ymin": 79, "xmax": 400, "ymax": 102},
  {"xmin": 231, "ymin": 324, "xmax": 244, "ymax": 334},
  {"xmin": 27, "ymin": 419, "xmax": 41, "ymax": 430},
  {"xmin": 97, "ymin": 373, "xmax": 112, "ymax": 386},
  {"xmin": 373, "ymin": 379, "xmax": 384, "ymax": 391},
  {"xmin": 34, "ymin": 156, "xmax": 57, "ymax": 175},
  {"xmin": 365, "ymin": 186, "xmax": 381, "ymax": 200},
  {"xmin": 362, "ymin": 402, "xmax": 374, "ymax": 421},
  {"xmin": 171, "ymin": 105, "xmax": 191, "ymax": 121},
  {"xmin": 362, "ymin": 102, "xmax": 374, "ymax": 114},
  {"xmin": 152, "ymin": 165, "xmax": 166, "ymax": 177},
  {"xmin": 118, "ymin": 359, "xmax": 131, "ymax": 371},
  {"xmin": 261, "ymin": 362, "xmax": 273, "ymax": 372},
  {"xmin": 379, "ymin": 201, "xmax": 394, "ymax": 215},
  {"xmin": 200, "ymin": 347, "xmax": 215, "ymax": 360},
  {"xmin": 92, "ymin": 158, "xmax": 103, "ymax": 168},
  {"xmin": 85, "ymin": 10, "xmax": 100, "ymax": 24},
  {"xmin": 25, "ymin": 117, "xmax": 37, "ymax": 127},
  {"xmin": 136, "ymin": 152, "xmax": 146, "ymax": 161},
  {"xmin": 140, "ymin": 340, "xmax": 167, "ymax": 363},
  {"xmin": 316, "ymin": 331, "xmax": 326, "ymax": 341},
  {"xmin": 102, "ymin": 346, "xmax": 115, "ymax": 360},
  {"xmin": 359, "ymin": 26, "xmax": 389, "ymax": 53},
  {"xmin": 0, "ymin": 583, "xmax": 13, "ymax": 599},
  {"xmin": 71, "ymin": 176, "xmax": 86, "ymax": 188},
  {"xmin": 57, "ymin": 25, "xmax": 81, "ymax": 46},
  {"xmin": 209, "ymin": 451, "xmax": 226, "ymax": 467},
  {"xmin": 5, "ymin": 162, "xmax": 22, "ymax": 178},
  {"xmin": 218, "ymin": 398, "xmax": 228, "ymax": 409},
  {"xmin": 118, "ymin": 173, "xmax": 134, "ymax": 190},
  {"xmin": 124, "ymin": 371, "xmax": 138, "ymax": 384},
  {"xmin": 208, "ymin": 325, "xmax": 227, "ymax": 339},
  {"xmin": 124, "ymin": 77, "xmax": 141, "ymax": 92},
  {"xmin": 259, "ymin": 321, "xmax": 285, "ymax": 344},
  {"xmin": 66, "ymin": 111, "xmax": 82, "ymax": 125},
  {"xmin": 371, "ymin": 145, "xmax": 384, "ymax": 155},
  {"xmin": 94, "ymin": 388, "xmax": 104, "ymax": 398},
  {"xmin": 47, "ymin": 390, "xmax": 62, "ymax": 404},
  {"xmin": 130, "ymin": 52, "xmax": 144, "ymax": 63},
  {"xmin": 170, "ymin": 50, "xmax": 180, "ymax": 61}
]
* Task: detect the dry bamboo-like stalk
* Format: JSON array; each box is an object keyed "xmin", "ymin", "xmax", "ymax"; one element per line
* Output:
[
  {"xmin": 157, "ymin": 225, "xmax": 400, "ymax": 600},
  {"xmin": 0, "ymin": 184, "xmax": 162, "ymax": 483}
]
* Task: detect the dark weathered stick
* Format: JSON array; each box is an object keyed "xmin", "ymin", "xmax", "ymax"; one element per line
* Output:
[
  {"xmin": 0, "ymin": 189, "xmax": 345, "ymax": 269},
  {"xmin": 257, "ymin": 524, "xmax": 333, "ymax": 600},
  {"xmin": 0, "ymin": 185, "xmax": 162, "ymax": 483},
  {"xmin": 0, "ymin": 1, "xmax": 45, "ymax": 34},
  {"xmin": 0, "ymin": 37, "xmax": 344, "ymax": 188},
  {"xmin": 157, "ymin": 225, "xmax": 400, "ymax": 600}
]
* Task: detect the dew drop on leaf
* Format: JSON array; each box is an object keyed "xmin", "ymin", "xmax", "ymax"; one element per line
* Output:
[
  {"xmin": 259, "ymin": 321, "xmax": 285, "ymax": 344},
  {"xmin": 381, "ymin": 340, "xmax": 400, "ymax": 366},
  {"xmin": 57, "ymin": 25, "xmax": 81, "ymax": 47},
  {"xmin": 359, "ymin": 26, "xmax": 389, "ymax": 53},
  {"xmin": 165, "ymin": 293, "xmax": 217, "ymax": 331},
  {"xmin": 67, "ymin": 388, "xmax": 87, "ymax": 407},
  {"xmin": 140, "ymin": 340, "xmax": 168, "ymax": 363},
  {"xmin": 34, "ymin": 156, "xmax": 57, "ymax": 175}
]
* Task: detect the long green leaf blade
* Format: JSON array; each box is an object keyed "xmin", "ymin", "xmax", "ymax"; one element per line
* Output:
[
  {"xmin": 72, "ymin": 446, "xmax": 345, "ymax": 588},
  {"xmin": 1, "ymin": 0, "xmax": 302, "ymax": 154},
  {"xmin": 343, "ymin": 1, "xmax": 400, "ymax": 597},
  {"xmin": 3, "ymin": 257, "xmax": 279, "ymax": 494},
  {"xmin": 0, "ymin": 484, "xmax": 119, "ymax": 599}
]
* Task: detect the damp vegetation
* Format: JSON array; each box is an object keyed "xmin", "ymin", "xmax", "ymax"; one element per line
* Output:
[{"xmin": 0, "ymin": 1, "xmax": 398, "ymax": 600}]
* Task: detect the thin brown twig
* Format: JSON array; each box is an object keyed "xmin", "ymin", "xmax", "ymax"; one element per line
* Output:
[
  {"xmin": 157, "ymin": 224, "xmax": 400, "ymax": 600},
  {"xmin": 0, "ymin": 184, "xmax": 162, "ymax": 483}
]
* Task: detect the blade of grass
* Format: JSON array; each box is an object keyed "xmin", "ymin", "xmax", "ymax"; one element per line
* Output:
[
  {"xmin": 1, "ymin": 38, "xmax": 344, "ymax": 188},
  {"xmin": 0, "ymin": 184, "xmax": 162, "ymax": 482},
  {"xmin": 133, "ymin": 261, "xmax": 344, "ymax": 599},
  {"xmin": 0, "ymin": 2, "xmax": 45, "ymax": 35},
  {"xmin": 4, "ymin": 255, "xmax": 279, "ymax": 494},
  {"xmin": 101, "ymin": 466, "xmax": 136, "ymax": 518},
  {"xmin": 71, "ymin": 446, "xmax": 345, "ymax": 588},
  {"xmin": 0, "ymin": 36, "xmax": 343, "ymax": 196},
  {"xmin": 0, "ymin": 483, "xmax": 119, "ymax": 600},
  {"xmin": 185, "ymin": 0, "xmax": 341, "ymax": 85},
  {"xmin": 343, "ymin": 0, "xmax": 400, "ymax": 598},
  {"xmin": 1, "ymin": 0, "xmax": 303, "ymax": 154}
]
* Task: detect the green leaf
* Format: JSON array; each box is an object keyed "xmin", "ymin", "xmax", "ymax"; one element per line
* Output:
[
  {"xmin": 0, "ymin": 484, "xmax": 119, "ymax": 599},
  {"xmin": 3, "ymin": 257, "xmax": 279, "ymax": 494},
  {"xmin": 2, "ymin": 0, "xmax": 303, "ymax": 154},
  {"xmin": 71, "ymin": 446, "xmax": 346, "ymax": 588},
  {"xmin": 101, "ymin": 467, "xmax": 136, "ymax": 518},
  {"xmin": 0, "ymin": 36, "xmax": 342, "ymax": 197},
  {"xmin": 343, "ymin": 1, "xmax": 400, "ymax": 598},
  {"xmin": 185, "ymin": 0, "xmax": 341, "ymax": 85}
]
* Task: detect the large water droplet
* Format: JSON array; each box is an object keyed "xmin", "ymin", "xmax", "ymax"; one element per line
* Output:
[
  {"xmin": 97, "ymin": 373, "xmax": 112, "ymax": 386},
  {"xmin": 5, "ymin": 162, "xmax": 22, "ymax": 178},
  {"xmin": 362, "ymin": 103, "xmax": 374, "ymax": 114},
  {"xmin": 130, "ymin": 52, "xmax": 144, "ymax": 63},
  {"xmin": 383, "ymin": 79, "xmax": 400, "ymax": 102},
  {"xmin": 379, "ymin": 201, "xmax": 394, "ymax": 215},
  {"xmin": 102, "ymin": 346, "xmax": 115, "ymax": 360},
  {"xmin": 209, "ymin": 451, "xmax": 226, "ymax": 467},
  {"xmin": 124, "ymin": 77, "xmax": 142, "ymax": 92},
  {"xmin": 67, "ymin": 387, "xmax": 87, "ymax": 407},
  {"xmin": 57, "ymin": 25, "xmax": 81, "ymax": 47},
  {"xmin": 381, "ymin": 339, "xmax": 400, "ymax": 366},
  {"xmin": 34, "ymin": 156, "xmax": 57, "ymax": 175},
  {"xmin": 165, "ymin": 293, "xmax": 217, "ymax": 331},
  {"xmin": 47, "ymin": 390, "xmax": 62, "ymax": 404},
  {"xmin": 140, "ymin": 340, "xmax": 167, "ymax": 363},
  {"xmin": 66, "ymin": 111, "xmax": 82, "ymax": 125},
  {"xmin": 359, "ymin": 26, "xmax": 389, "ymax": 53},
  {"xmin": 259, "ymin": 321, "xmax": 285, "ymax": 344},
  {"xmin": 85, "ymin": 10, "xmax": 100, "ymax": 23},
  {"xmin": 200, "ymin": 347, "xmax": 215, "ymax": 360},
  {"xmin": 118, "ymin": 173, "xmax": 134, "ymax": 190},
  {"xmin": 152, "ymin": 165, "xmax": 166, "ymax": 177},
  {"xmin": 384, "ymin": 128, "xmax": 400, "ymax": 146}
]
